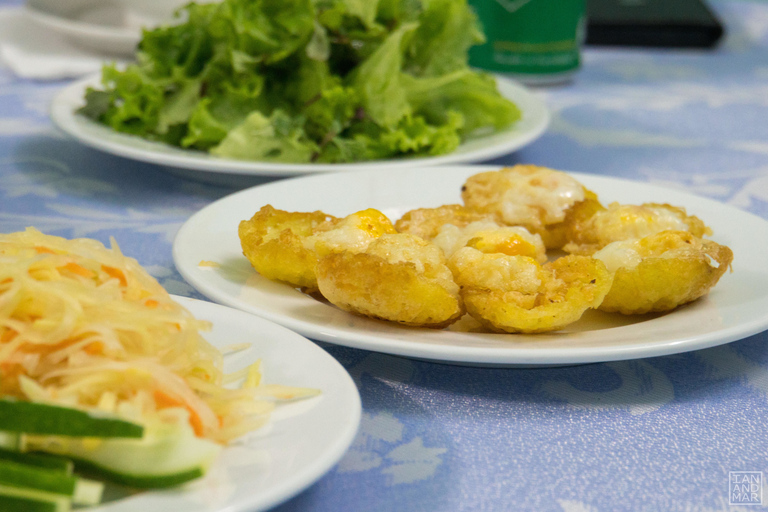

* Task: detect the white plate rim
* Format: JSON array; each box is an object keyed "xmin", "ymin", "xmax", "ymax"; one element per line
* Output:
[
  {"xmin": 96, "ymin": 295, "xmax": 362, "ymax": 512},
  {"xmin": 49, "ymin": 73, "xmax": 550, "ymax": 177},
  {"xmin": 172, "ymin": 165, "xmax": 768, "ymax": 367}
]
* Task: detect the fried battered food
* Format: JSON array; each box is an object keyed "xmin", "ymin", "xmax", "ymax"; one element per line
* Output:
[
  {"xmin": 310, "ymin": 208, "xmax": 397, "ymax": 256},
  {"xmin": 593, "ymin": 230, "xmax": 733, "ymax": 314},
  {"xmin": 316, "ymin": 233, "xmax": 463, "ymax": 328},
  {"xmin": 432, "ymin": 221, "xmax": 547, "ymax": 262},
  {"xmin": 239, "ymin": 163, "xmax": 733, "ymax": 334},
  {"xmin": 564, "ymin": 202, "xmax": 712, "ymax": 255},
  {"xmin": 239, "ymin": 205, "xmax": 337, "ymax": 290},
  {"xmin": 239, "ymin": 206, "xmax": 395, "ymax": 290},
  {"xmin": 448, "ymin": 248, "xmax": 613, "ymax": 333},
  {"xmin": 394, "ymin": 205, "xmax": 546, "ymax": 261},
  {"xmin": 460, "ymin": 164, "xmax": 596, "ymax": 248},
  {"xmin": 546, "ymin": 190, "xmax": 605, "ymax": 250},
  {"xmin": 395, "ymin": 204, "xmax": 497, "ymax": 240}
]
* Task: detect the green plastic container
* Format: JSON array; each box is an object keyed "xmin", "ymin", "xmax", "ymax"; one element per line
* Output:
[{"xmin": 468, "ymin": 0, "xmax": 586, "ymax": 84}]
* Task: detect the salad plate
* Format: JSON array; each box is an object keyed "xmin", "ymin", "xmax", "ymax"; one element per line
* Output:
[
  {"xmin": 173, "ymin": 165, "xmax": 768, "ymax": 367},
  {"xmin": 95, "ymin": 295, "xmax": 361, "ymax": 512},
  {"xmin": 49, "ymin": 74, "xmax": 549, "ymax": 179}
]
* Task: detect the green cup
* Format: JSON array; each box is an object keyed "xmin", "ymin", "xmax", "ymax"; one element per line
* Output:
[{"xmin": 468, "ymin": 0, "xmax": 586, "ymax": 84}]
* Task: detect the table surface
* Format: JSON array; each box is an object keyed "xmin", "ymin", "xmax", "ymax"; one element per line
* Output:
[{"xmin": 2, "ymin": 1, "xmax": 768, "ymax": 510}]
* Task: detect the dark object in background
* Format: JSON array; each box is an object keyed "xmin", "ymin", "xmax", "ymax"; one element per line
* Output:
[{"xmin": 585, "ymin": 0, "xmax": 725, "ymax": 48}]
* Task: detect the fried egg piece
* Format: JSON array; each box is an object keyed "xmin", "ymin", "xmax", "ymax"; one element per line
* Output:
[
  {"xmin": 593, "ymin": 230, "xmax": 733, "ymax": 314},
  {"xmin": 239, "ymin": 205, "xmax": 337, "ymax": 290},
  {"xmin": 395, "ymin": 204, "xmax": 497, "ymax": 240},
  {"xmin": 565, "ymin": 202, "xmax": 712, "ymax": 255},
  {"xmin": 432, "ymin": 221, "xmax": 547, "ymax": 262},
  {"xmin": 239, "ymin": 206, "xmax": 395, "ymax": 291},
  {"xmin": 309, "ymin": 208, "xmax": 397, "ymax": 256},
  {"xmin": 448, "ymin": 247, "xmax": 612, "ymax": 333},
  {"xmin": 316, "ymin": 233, "xmax": 464, "ymax": 328},
  {"xmin": 460, "ymin": 164, "xmax": 595, "ymax": 248}
]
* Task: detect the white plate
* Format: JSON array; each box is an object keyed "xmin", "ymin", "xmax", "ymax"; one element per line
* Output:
[
  {"xmin": 96, "ymin": 295, "xmax": 361, "ymax": 512},
  {"xmin": 172, "ymin": 165, "xmax": 768, "ymax": 367},
  {"xmin": 25, "ymin": 0, "xmax": 140, "ymax": 56},
  {"xmin": 50, "ymin": 74, "xmax": 549, "ymax": 180}
]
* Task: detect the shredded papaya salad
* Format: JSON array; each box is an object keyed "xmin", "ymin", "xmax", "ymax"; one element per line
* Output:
[{"xmin": 0, "ymin": 228, "xmax": 317, "ymax": 475}]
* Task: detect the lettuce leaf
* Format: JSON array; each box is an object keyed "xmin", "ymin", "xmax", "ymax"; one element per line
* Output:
[
  {"xmin": 403, "ymin": 70, "xmax": 522, "ymax": 136},
  {"xmin": 211, "ymin": 110, "xmax": 318, "ymax": 162},
  {"xmin": 348, "ymin": 22, "xmax": 417, "ymax": 128},
  {"xmin": 403, "ymin": 0, "xmax": 485, "ymax": 77},
  {"xmin": 79, "ymin": 0, "xmax": 521, "ymax": 164}
]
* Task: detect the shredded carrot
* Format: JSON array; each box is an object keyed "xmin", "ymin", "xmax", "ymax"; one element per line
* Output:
[
  {"xmin": 187, "ymin": 413, "xmax": 205, "ymax": 438},
  {"xmin": 18, "ymin": 340, "xmax": 72, "ymax": 354},
  {"xmin": 153, "ymin": 389, "xmax": 180, "ymax": 409},
  {"xmin": 153, "ymin": 390, "xmax": 206, "ymax": 437},
  {"xmin": 62, "ymin": 262, "xmax": 94, "ymax": 279},
  {"xmin": 0, "ymin": 329, "xmax": 17, "ymax": 343},
  {"xmin": 84, "ymin": 342, "xmax": 103, "ymax": 355},
  {"xmin": 101, "ymin": 265, "xmax": 127, "ymax": 287},
  {"xmin": 35, "ymin": 246, "xmax": 56, "ymax": 254},
  {"xmin": 0, "ymin": 363, "xmax": 25, "ymax": 395},
  {"xmin": 145, "ymin": 299, "xmax": 159, "ymax": 309}
]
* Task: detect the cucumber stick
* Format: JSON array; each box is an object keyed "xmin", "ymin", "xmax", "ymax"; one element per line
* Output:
[
  {"xmin": 0, "ymin": 447, "xmax": 73, "ymax": 474},
  {"xmin": 24, "ymin": 421, "xmax": 221, "ymax": 489},
  {"xmin": 0, "ymin": 431, "xmax": 21, "ymax": 450},
  {"xmin": 0, "ymin": 399, "xmax": 143, "ymax": 438},
  {"xmin": 0, "ymin": 459, "xmax": 102, "ymax": 505},
  {"xmin": 0, "ymin": 484, "xmax": 71, "ymax": 512},
  {"xmin": 0, "ymin": 495, "xmax": 66, "ymax": 512},
  {"xmin": 0, "ymin": 398, "xmax": 220, "ymax": 490}
]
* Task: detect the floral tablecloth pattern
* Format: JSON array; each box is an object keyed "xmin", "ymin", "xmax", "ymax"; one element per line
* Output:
[{"xmin": 2, "ymin": 1, "xmax": 768, "ymax": 510}]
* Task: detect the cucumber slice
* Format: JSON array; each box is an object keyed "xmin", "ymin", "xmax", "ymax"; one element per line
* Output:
[
  {"xmin": 24, "ymin": 422, "xmax": 221, "ymax": 489},
  {"xmin": 73, "ymin": 459, "xmax": 205, "ymax": 489},
  {"xmin": 0, "ymin": 494, "xmax": 67, "ymax": 512},
  {"xmin": 0, "ymin": 448, "xmax": 73, "ymax": 474},
  {"xmin": 0, "ymin": 399, "xmax": 143, "ymax": 438},
  {"xmin": 0, "ymin": 432, "xmax": 21, "ymax": 450},
  {"xmin": 0, "ymin": 459, "xmax": 77, "ymax": 496},
  {"xmin": 72, "ymin": 478, "xmax": 103, "ymax": 506},
  {"xmin": 0, "ymin": 484, "xmax": 70, "ymax": 512},
  {"xmin": 0, "ymin": 459, "xmax": 103, "ymax": 505}
]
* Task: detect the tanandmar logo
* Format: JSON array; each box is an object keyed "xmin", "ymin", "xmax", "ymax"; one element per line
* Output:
[{"xmin": 729, "ymin": 472, "xmax": 763, "ymax": 505}]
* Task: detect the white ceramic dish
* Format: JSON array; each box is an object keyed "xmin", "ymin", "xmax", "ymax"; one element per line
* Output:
[
  {"xmin": 95, "ymin": 295, "xmax": 361, "ymax": 512},
  {"xmin": 50, "ymin": 74, "xmax": 549, "ymax": 179},
  {"xmin": 172, "ymin": 165, "xmax": 768, "ymax": 368},
  {"xmin": 25, "ymin": 0, "xmax": 141, "ymax": 56}
]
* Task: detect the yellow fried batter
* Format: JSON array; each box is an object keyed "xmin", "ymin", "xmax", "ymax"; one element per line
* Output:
[
  {"xmin": 316, "ymin": 233, "xmax": 464, "ymax": 328},
  {"xmin": 544, "ymin": 190, "xmax": 605, "ymax": 250},
  {"xmin": 564, "ymin": 202, "xmax": 712, "ymax": 255},
  {"xmin": 593, "ymin": 230, "xmax": 733, "ymax": 314},
  {"xmin": 240, "ymin": 164, "xmax": 733, "ymax": 334},
  {"xmin": 460, "ymin": 164, "xmax": 595, "ymax": 249},
  {"xmin": 432, "ymin": 221, "xmax": 547, "ymax": 262},
  {"xmin": 310, "ymin": 208, "xmax": 397, "ymax": 257},
  {"xmin": 239, "ymin": 205, "xmax": 337, "ymax": 290},
  {"xmin": 448, "ymin": 248, "xmax": 613, "ymax": 333},
  {"xmin": 239, "ymin": 206, "xmax": 395, "ymax": 290},
  {"xmin": 395, "ymin": 204, "xmax": 497, "ymax": 240}
]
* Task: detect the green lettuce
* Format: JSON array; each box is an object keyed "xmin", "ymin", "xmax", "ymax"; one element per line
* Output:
[{"xmin": 79, "ymin": 0, "xmax": 520, "ymax": 164}]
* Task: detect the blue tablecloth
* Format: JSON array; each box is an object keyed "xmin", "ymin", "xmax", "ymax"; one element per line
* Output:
[{"xmin": 2, "ymin": 1, "xmax": 768, "ymax": 510}]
